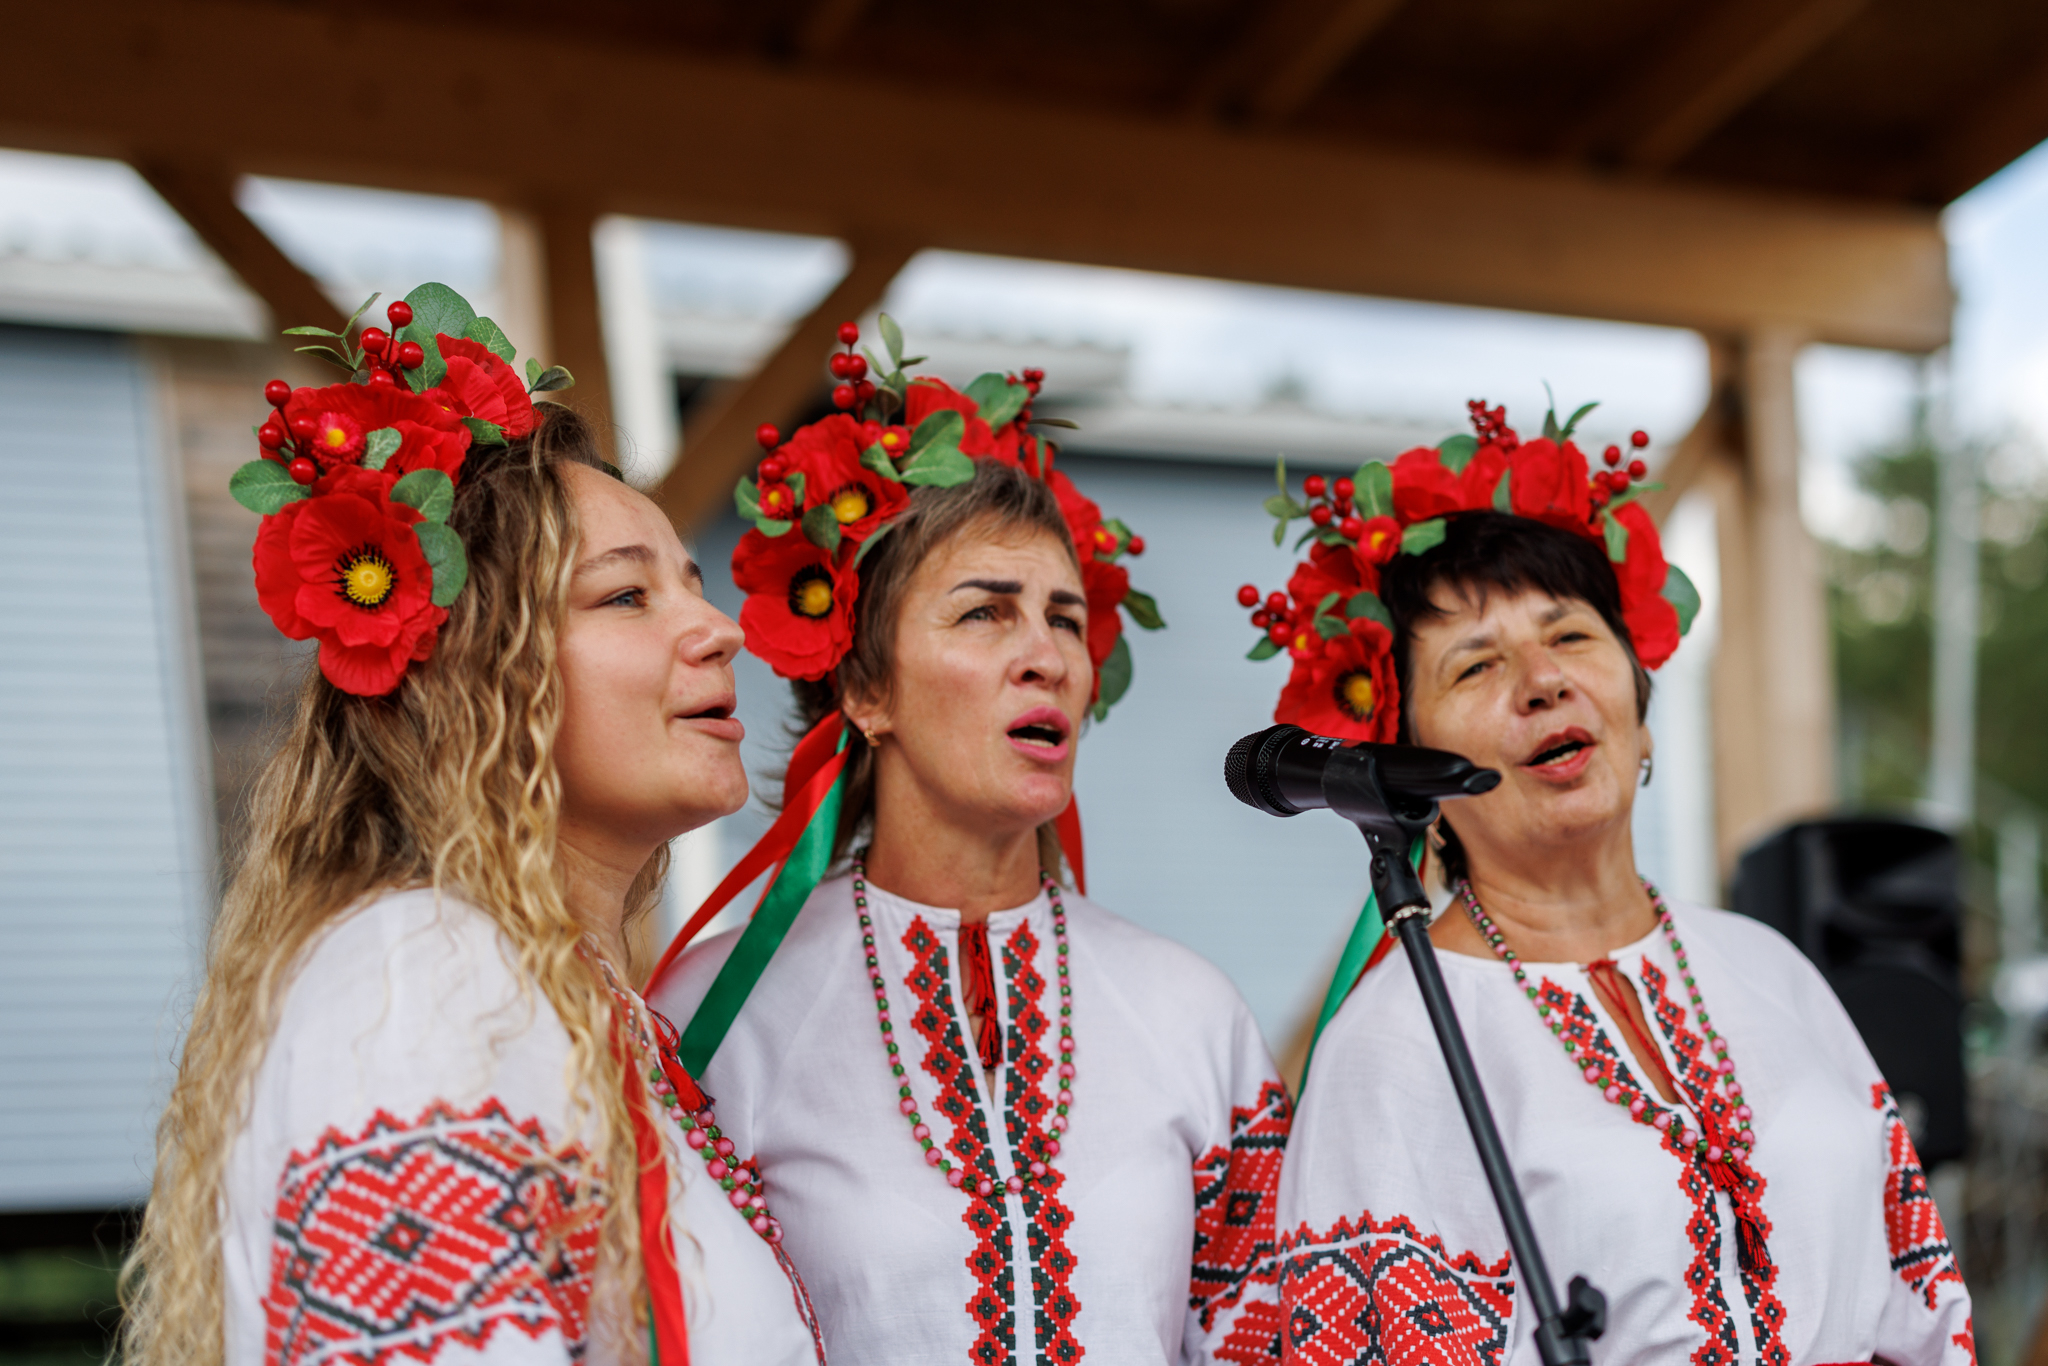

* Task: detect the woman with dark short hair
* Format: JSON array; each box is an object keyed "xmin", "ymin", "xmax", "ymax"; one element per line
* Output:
[
  {"xmin": 1242, "ymin": 403, "xmax": 1972, "ymax": 1365},
  {"xmin": 646, "ymin": 334, "xmax": 1289, "ymax": 1366}
]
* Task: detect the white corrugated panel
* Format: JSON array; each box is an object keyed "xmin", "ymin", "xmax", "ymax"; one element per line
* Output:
[{"xmin": 0, "ymin": 324, "xmax": 210, "ymax": 1210}]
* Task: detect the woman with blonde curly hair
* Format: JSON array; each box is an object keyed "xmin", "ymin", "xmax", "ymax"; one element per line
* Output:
[{"xmin": 120, "ymin": 289, "xmax": 823, "ymax": 1366}]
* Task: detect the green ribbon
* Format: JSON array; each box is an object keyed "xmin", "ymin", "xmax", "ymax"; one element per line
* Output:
[
  {"xmin": 1298, "ymin": 837, "xmax": 1424, "ymax": 1093},
  {"xmin": 676, "ymin": 738, "xmax": 847, "ymax": 1077}
]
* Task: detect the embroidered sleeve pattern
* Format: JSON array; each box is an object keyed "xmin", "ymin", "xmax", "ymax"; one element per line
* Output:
[
  {"xmin": 1189, "ymin": 1080, "xmax": 1293, "ymax": 1363},
  {"xmin": 1274, "ymin": 1211, "xmax": 1513, "ymax": 1366},
  {"xmin": 263, "ymin": 1099, "xmax": 600, "ymax": 1366},
  {"xmin": 1873, "ymin": 1083, "xmax": 1975, "ymax": 1360}
]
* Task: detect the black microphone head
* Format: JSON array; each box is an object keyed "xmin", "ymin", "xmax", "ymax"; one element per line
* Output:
[{"xmin": 1224, "ymin": 724, "xmax": 1312, "ymax": 816}]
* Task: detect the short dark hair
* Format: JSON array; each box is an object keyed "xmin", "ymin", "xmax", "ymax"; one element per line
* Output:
[{"xmin": 1377, "ymin": 511, "xmax": 1651, "ymax": 881}]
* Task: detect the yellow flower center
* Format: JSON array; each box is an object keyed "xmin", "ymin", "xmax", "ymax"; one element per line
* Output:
[
  {"xmin": 338, "ymin": 547, "xmax": 396, "ymax": 608},
  {"xmin": 789, "ymin": 566, "xmax": 835, "ymax": 619},
  {"xmin": 1335, "ymin": 670, "xmax": 1377, "ymax": 721},
  {"xmin": 830, "ymin": 485, "xmax": 872, "ymax": 525},
  {"xmin": 323, "ymin": 425, "xmax": 352, "ymax": 451}
]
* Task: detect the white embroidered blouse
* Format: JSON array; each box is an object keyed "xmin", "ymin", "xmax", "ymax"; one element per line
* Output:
[
  {"xmin": 220, "ymin": 887, "xmax": 825, "ymax": 1366},
  {"xmin": 1272, "ymin": 899, "xmax": 1974, "ymax": 1366},
  {"xmin": 646, "ymin": 872, "xmax": 1291, "ymax": 1366}
]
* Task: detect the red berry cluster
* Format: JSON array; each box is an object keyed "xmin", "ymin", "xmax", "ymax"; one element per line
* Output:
[
  {"xmin": 255, "ymin": 301, "xmax": 419, "ymax": 485},
  {"xmin": 1299, "ymin": 472, "xmax": 1371, "ymax": 542},
  {"xmin": 1467, "ymin": 399, "xmax": 1517, "ymax": 450},
  {"xmin": 1594, "ymin": 429, "xmax": 1652, "ymax": 504},
  {"xmin": 828, "ymin": 320, "xmax": 875, "ymax": 413},
  {"xmin": 1236, "ymin": 584, "xmax": 1298, "ymax": 648},
  {"xmin": 1017, "ymin": 367, "xmax": 1045, "ymax": 426},
  {"xmin": 750, "ymin": 423, "xmax": 799, "ymax": 520}
]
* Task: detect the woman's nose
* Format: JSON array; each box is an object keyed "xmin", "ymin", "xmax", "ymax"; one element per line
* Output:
[
  {"xmin": 679, "ymin": 598, "xmax": 744, "ymax": 667},
  {"xmin": 1012, "ymin": 617, "xmax": 1070, "ymax": 687},
  {"xmin": 1512, "ymin": 648, "xmax": 1568, "ymax": 711}
]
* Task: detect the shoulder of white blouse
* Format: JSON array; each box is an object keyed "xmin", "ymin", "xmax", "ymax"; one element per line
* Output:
[{"xmin": 1062, "ymin": 893, "xmax": 1264, "ymax": 1043}]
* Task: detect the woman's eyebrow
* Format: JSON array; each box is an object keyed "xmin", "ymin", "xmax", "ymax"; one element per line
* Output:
[
  {"xmin": 573, "ymin": 544, "xmax": 655, "ymax": 578},
  {"xmin": 1049, "ymin": 589, "xmax": 1085, "ymax": 607},
  {"xmin": 951, "ymin": 578, "xmax": 1024, "ymax": 594}
]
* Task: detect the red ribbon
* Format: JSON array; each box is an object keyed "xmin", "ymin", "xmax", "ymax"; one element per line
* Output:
[
  {"xmin": 645, "ymin": 713, "xmax": 849, "ymax": 993},
  {"xmin": 1054, "ymin": 795, "xmax": 1086, "ymax": 897},
  {"xmin": 958, "ymin": 922, "xmax": 1003, "ymax": 1069},
  {"xmin": 614, "ymin": 1022, "xmax": 691, "ymax": 1366}
]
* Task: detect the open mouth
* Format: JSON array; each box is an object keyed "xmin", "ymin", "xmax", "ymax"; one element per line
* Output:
[
  {"xmin": 675, "ymin": 695, "xmax": 736, "ymax": 723},
  {"xmin": 1524, "ymin": 729, "xmax": 1594, "ymax": 768},
  {"xmin": 1007, "ymin": 707, "xmax": 1071, "ymax": 750}
]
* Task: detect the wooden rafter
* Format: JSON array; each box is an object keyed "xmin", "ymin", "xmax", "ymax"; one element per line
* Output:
[
  {"xmin": 654, "ymin": 238, "xmax": 919, "ymax": 531},
  {"xmin": 132, "ymin": 157, "xmax": 345, "ymax": 341},
  {"xmin": 1925, "ymin": 38, "xmax": 2048, "ymax": 202},
  {"xmin": 1187, "ymin": 0, "xmax": 1406, "ymax": 127},
  {"xmin": 1558, "ymin": 0, "xmax": 1869, "ymax": 172},
  {"xmin": 792, "ymin": 0, "xmax": 870, "ymax": 61}
]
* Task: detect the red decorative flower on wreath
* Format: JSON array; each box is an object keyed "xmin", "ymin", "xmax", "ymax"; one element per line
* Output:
[
  {"xmin": 252, "ymin": 465, "xmax": 446, "ymax": 697},
  {"xmin": 279, "ymin": 381, "xmax": 468, "ymax": 481},
  {"xmin": 732, "ymin": 527, "xmax": 860, "ymax": 681},
  {"xmin": 777, "ymin": 414, "xmax": 909, "ymax": 541},
  {"xmin": 425, "ymin": 333, "xmax": 538, "ymax": 439},
  {"xmin": 1237, "ymin": 398, "xmax": 1698, "ymax": 739}
]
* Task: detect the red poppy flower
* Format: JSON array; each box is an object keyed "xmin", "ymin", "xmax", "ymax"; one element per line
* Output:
[
  {"xmin": 1288, "ymin": 540, "xmax": 1376, "ymax": 613},
  {"xmin": 1608, "ymin": 502, "xmax": 1681, "ymax": 669},
  {"xmin": 732, "ymin": 528, "xmax": 858, "ymax": 680},
  {"xmin": 1506, "ymin": 437, "xmax": 1593, "ymax": 532},
  {"xmin": 251, "ymin": 465, "xmax": 446, "ymax": 696},
  {"xmin": 1390, "ymin": 442, "xmax": 1510, "ymax": 523},
  {"xmin": 1049, "ymin": 470, "xmax": 1105, "ymax": 563},
  {"xmin": 1080, "ymin": 558, "xmax": 1128, "ymax": 671},
  {"xmin": 1274, "ymin": 617, "xmax": 1400, "ymax": 743},
  {"xmin": 427, "ymin": 333, "xmax": 537, "ymax": 438},
  {"xmin": 281, "ymin": 382, "xmax": 468, "ymax": 482},
  {"xmin": 775, "ymin": 414, "xmax": 908, "ymax": 542},
  {"xmin": 905, "ymin": 379, "xmax": 1010, "ymax": 463}
]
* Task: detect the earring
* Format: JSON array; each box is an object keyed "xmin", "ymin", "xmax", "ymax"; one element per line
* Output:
[
  {"xmin": 863, "ymin": 727, "xmax": 881, "ymax": 749},
  {"xmin": 1640, "ymin": 755, "xmax": 1654, "ymax": 788}
]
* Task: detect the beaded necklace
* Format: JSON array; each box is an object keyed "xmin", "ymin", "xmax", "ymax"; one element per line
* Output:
[
  {"xmin": 852, "ymin": 858, "xmax": 1075, "ymax": 1203},
  {"xmin": 1456, "ymin": 878, "xmax": 1755, "ymax": 1161}
]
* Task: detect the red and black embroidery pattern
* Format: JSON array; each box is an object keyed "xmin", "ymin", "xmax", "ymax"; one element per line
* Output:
[
  {"xmin": 906, "ymin": 916, "xmax": 1020, "ymax": 1366},
  {"xmin": 1191, "ymin": 1080, "xmax": 1294, "ymax": 1363},
  {"xmin": 1001, "ymin": 921, "xmax": 1083, "ymax": 1365},
  {"xmin": 1640, "ymin": 959, "xmax": 1788, "ymax": 1366},
  {"xmin": 263, "ymin": 1099, "xmax": 600, "ymax": 1366},
  {"xmin": 1275, "ymin": 1210, "xmax": 1513, "ymax": 1366},
  {"xmin": 1873, "ymin": 1083, "xmax": 1967, "ymax": 1316}
]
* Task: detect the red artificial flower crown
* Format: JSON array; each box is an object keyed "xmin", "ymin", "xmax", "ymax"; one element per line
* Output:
[
  {"xmin": 731, "ymin": 316, "xmax": 1162, "ymax": 718},
  {"xmin": 1237, "ymin": 398, "xmax": 1701, "ymax": 743},
  {"xmin": 232, "ymin": 284, "xmax": 574, "ymax": 696}
]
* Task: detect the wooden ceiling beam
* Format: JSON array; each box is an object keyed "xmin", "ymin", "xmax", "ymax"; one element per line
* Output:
[
  {"xmin": 655, "ymin": 237, "xmax": 918, "ymax": 531},
  {"xmin": 1558, "ymin": 0, "xmax": 1868, "ymax": 172},
  {"xmin": 1188, "ymin": 0, "xmax": 1407, "ymax": 127},
  {"xmin": 132, "ymin": 157, "xmax": 345, "ymax": 342},
  {"xmin": 1925, "ymin": 39, "xmax": 2048, "ymax": 203},
  {"xmin": 792, "ymin": 0, "xmax": 870, "ymax": 62},
  {"xmin": 0, "ymin": 0, "xmax": 1950, "ymax": 353}
]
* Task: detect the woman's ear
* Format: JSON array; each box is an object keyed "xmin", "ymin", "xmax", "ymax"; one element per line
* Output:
[{"xmin": 840, "ymin": 680, "xmax": 892, "ymax": 744}]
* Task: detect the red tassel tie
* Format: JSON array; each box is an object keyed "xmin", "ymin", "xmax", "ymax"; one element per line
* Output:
[
  {"xmin": 1701, "ymin": 1112, "xmax": 1774, "ymax": 1275},
  {"xmin": 959, "ymin": 922, "xmax": 1003, "ymax": 1070}
]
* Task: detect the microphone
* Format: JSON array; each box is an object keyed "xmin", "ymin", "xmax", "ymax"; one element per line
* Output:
[{"xmin": 1224, "ymin": 724, "xmax": 1500, "ymax": 825}]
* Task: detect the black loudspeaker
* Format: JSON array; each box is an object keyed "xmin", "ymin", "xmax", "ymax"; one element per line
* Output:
[{"xmin": 1731, "ymin": 819, "xmax": 1967, "ymax": 1165}]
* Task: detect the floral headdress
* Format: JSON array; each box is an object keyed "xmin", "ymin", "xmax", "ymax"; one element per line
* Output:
[
  {"xmin": 1236, "ymin": 398, "xmax": 1700, "ymax": 742},
  {"xmin": 649, "ymin": 317, "xmax": 1160, "ymax": 1068},
  {"xmin": 728, "ymin": 315, "xmax": 1161, "ymax": 719},
  {"xmin": 230, "ymin": 284, "xmax": 572, "ymax": 696}
]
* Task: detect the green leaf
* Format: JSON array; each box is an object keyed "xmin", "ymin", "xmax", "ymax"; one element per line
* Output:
[
  {"xmin": 854, "ymin": 520, "xmax": 896, "ymax": 567},
  {"xmin": 295, "ymin": 344, "xmax": 356, "ymax": 374},
  {"xmin": 1316, "ymin": 591, "xmax": 1342, "ymax": 616},
  {"xmin": 1095, "ymin": 633, "xmax": 1133, "ymax": 713},
  {"xmin": 860, "ymin": 443, "xmax": 905, "ymax": 482},
  {"xmin": 900, "ymin": 445, "xmax": 976, "ymax": 487},
  {"xmin": 1401, "ymin": 518, "xmax": 1447, "ymax": 555},
  {"xmin": 785, "ymin": 471, "xmax": 807, "ymax": 506},
  {"xmin": 1317, "ymin": 527, "xmax": 1349, "ymax": 546},
  {"xmin": 898, "ymin": 355, "xmax": 928, "ymax": 367},
  {"xmin": 228, "ymin": 459, "xmax": 308, "ymax": 515},
  {"xmin": 1541, "ymin": 382, "xmax": 1560, "ymax": 441},
  {"xmin": 362, "ymin": 427, "xmax": 403, "ymax": 471},
  {"xmin": 879, "ymin": 313, "xmax": 905, "ymax": 368},
  {"xmin": 1438, "ymin": 433, "xmax": 1478, "ymax": 474},
  {"xmin": 1121, "ymin": 587, "xmax": 1165, "ymax": 630},
  {"xmin": 1033, "ymin": 416, "xmax": 1081, "ymax": 429},
  {"xmin": 1315, "ymin": 614, "xmax": 1351, "ymax": 641},
  {"xmin": 1264, "ymin": 493, "xmax": 1308, "ymax": 520},
  {"xmin": 734, "ymin": 476, "xmax": 760, "ymax": 520},
  {"xmin": 974, "ymin": 375, "xmax": 1030, "ymax": 429},
  {"xmin": 964, "ymin": 372, "xmax": 1010, "ymax": 410},
  {"xmin": 1346, "ymin": 590, "xmax": 1394, "ymax": 629},
  {"xmin": 341, "ymin": 292, "xmax": 381, "ymax": 337},
  {"xmin": 1293, "ymin": 527, "xmax": 1319, "ymax": 552},
  {"xmin": 1493, "ymin": 469, "xmax": 1512, "ymax": 513},
  {"xmin": 1560, "ymin": 400, "xmax": 1599, "ymax": 441},
  {"xmin": 396, "ymin": 282, "xmax": 478, "ymax": 392},
  {"xmin": 463, "ymin": 315, "xmax": 515, "ymax": 364},
  {"xmin": 281, "ymin": 325, "xmax": 342, "ymax": 337},
  {"xmin": 391, "ymin": 468, "xmax": 455, "ymax": 524},
  {"xmin": 1247, "ymin": 637, "xmax": 1281, "ymax": 661},
  {"xmin": 1272, "ymin": 520, "xmax": 1286, "ymax": 548},
  {"xmin": 909, "ymin": 409, "xmax": 964, "ymax": 456},
  {"xmin": 1603, "ymin": 511, "xmax": 1629, "ymax": 563},
  {"xmin": 1663, "ymin": 563, "xmax": 1701, "ymax": 635},
  {"xmin": 801, "ymin": 503, "xmax": 843, "ymax": 553},
  {"xmin": 1353, "ymin": 460, "xmax": 1393, "ymax": 519},
  {"xmin": 755, "ymin": 517, "xmax": 793, "ymax": 537},
  {"xmin": 461, "ymin": 416, "xmax": 507, "ymax": 447},
  {"xmin": 1275, "ymin": 456, "xmax": 1288, "ymax": 493},
  {"xmin": 525, "ymin": 357, "xmax": 543, "ymax": 387},
  {"xmin": 414, "ymin": 522, "xmax": 469, "ymax": 607}
]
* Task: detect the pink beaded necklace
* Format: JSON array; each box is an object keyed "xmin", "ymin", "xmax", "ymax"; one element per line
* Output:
[{"xmin": 852, "ymin": 858, "xmax": 1076, "ymax": 1203}]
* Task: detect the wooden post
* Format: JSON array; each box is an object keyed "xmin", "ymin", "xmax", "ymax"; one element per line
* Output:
[
  {"xmin": 534, "ymin": 201, "xmax": 616, "ymax": 463},
  {"xmin": 493, "ymin": 206, "xmax": 554, "ymax": 369}
]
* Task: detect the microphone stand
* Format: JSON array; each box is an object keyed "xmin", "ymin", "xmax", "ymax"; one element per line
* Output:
[{"xmin": 1337, "ymin": 761, "xmax": 1607, "ymax": 1366}]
